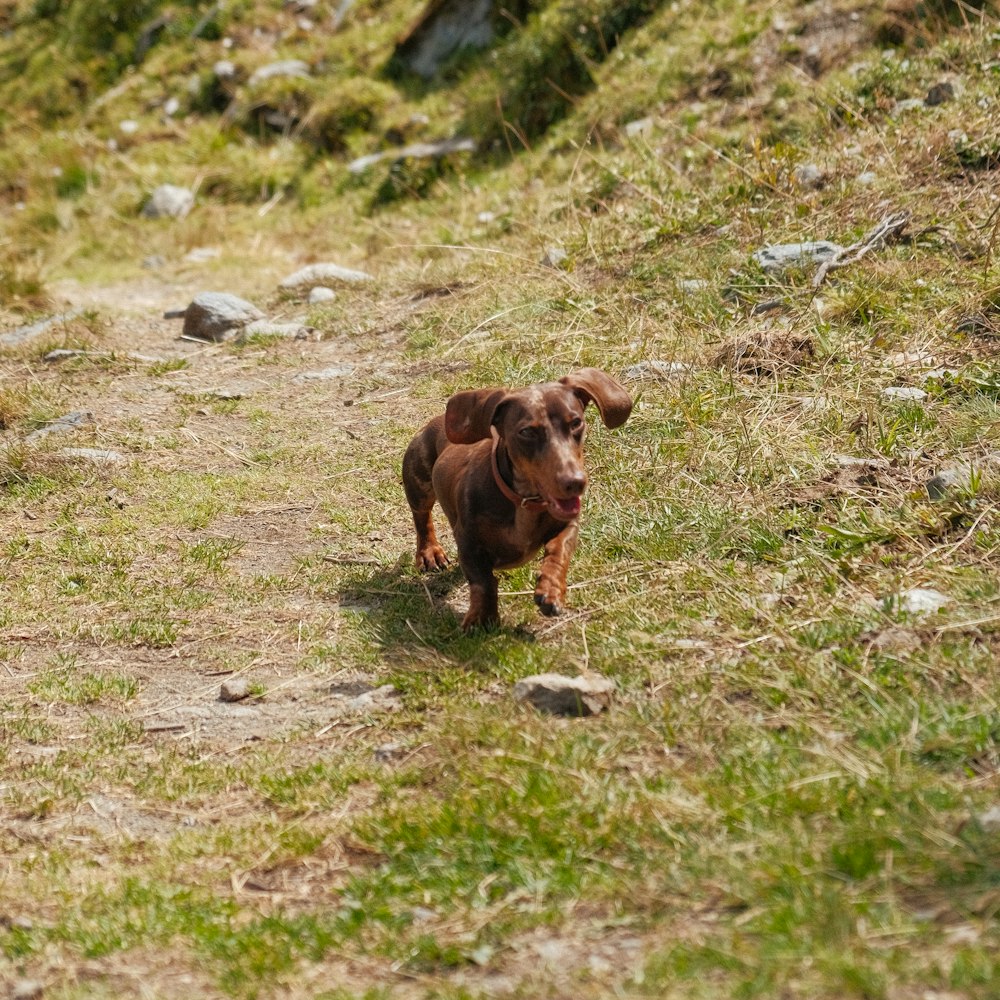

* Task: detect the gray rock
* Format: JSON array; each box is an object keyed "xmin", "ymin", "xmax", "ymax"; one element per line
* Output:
[
  {"xmin": 792, "ymin": 163, "xmax": 824, "ymax": 188},
  {"xmin": 279, "ymin": 263, "xmax": 373, "ymax": 289},
  {"xmin": 393, "ymin": 0, "xmax": 495, "ymax": 79},
  {"xmin": 347, "ymin": 137, "xmax": 475, "ymax": 174},
  {"xmin": 677, "ymin": 279, "xmax": 709, "ymax": 294},
  {"xmin": 219, "ymin": 677, "xmax": 252, "ymax": 703},
  {"xmin": 975, "ymin": 804, "xmax": 1000, "ymax": 831},
  {"xmin": 374, "ymin": 741, "xmax": 406, "ymax": 762},
  {"xmin": 293, "ymin": 364, "xmax": 355, "ymax": 382},
  {"xmin": 893, "ymin": 588, "xmax": 951, "ymax": 616},
  {"xmin": 142, "ymin": 184, "xmax": 194, "ymax": 220},
  {"xmin": 236, "ymin": 320, "xmax": 315, "ymax": 342},
  {"xmin": 541, "ymin": 247, "xmax": 568, "ymax": 269},
  {"xmin": 513, "ymin": 673, "xmax": 616, "ymax": 717},
  {"xmin": 925, "ymin": 81, "xmax": 955, "ymax": 106},
  {"xmin": 44, "ymin": 348, "xmax": 164, "ymax": 363},
  {"xmin": 834, "ymin": 455, "xmax": 889, "ymax": 469},
  {"xmin": 213, "ymin": 59, "xmax": 237, "ymax": 79},
  {"xmin": 184, "ymin": 246, "xmax": 220, "ymax": 263},
  {"xmin": 881, "ymin": 386, "xmax": 927, "ymax": 402},
  {"xmin": 24, "ymin": 410, "xmax": 94, "ymax": 443},
  {"xmin": 622, "ymin": 360, "xmax": 691, "ymax": 381},
  {"xmin": 0, "ymin": 310, "xmax": 81, "ymax": 349},
  {"xmin": 163, "ymin": 96, "xmax": 180, "ymax": 117},
  {"xmin": 119, "ymin": 119, "xmax": 139, "ymax": 135},
  {"xmin": 248, "ymin": 60, "xmax": 311, "ymax": 87},
  {"xmin": 12, "ymin": 980, "xmax": 43, "ymax": 1000},
  {"xmin": 59, "ymin": 448, "xmax": 126, "ymax": 464},
  {"xmin": 624, "ymin": 116, "xmax": 654, "ymax": 137},
  {"xmin": 308, "ymin": 286, "xmax": 336, "ymax": 304},
  {"xmin": 752, "ymin": 241, "xmax": 844, "ymax": 272},
  {"xmin": 926, "ymin": 454, "xmax": 1000, "ymax": 499},
  {"xmin": 178, "ymin": 293, "xmax": 265, "ymax": 342},
  {"xmin": 856, "ymin": 171, "xmax": 878, "ymax": 186},
  {"xmin": 893, "ymin": 98, "xmax": 926, "ymax": 113}
]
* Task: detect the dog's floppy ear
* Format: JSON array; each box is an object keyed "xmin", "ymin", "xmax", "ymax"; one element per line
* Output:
[
  {"xmin": 445, "ymin": 388, "xmax": 511, "ymax": 444},
  {"xmin": 560, "ymin": 368, "xmax": 633, "ymax": 429}
]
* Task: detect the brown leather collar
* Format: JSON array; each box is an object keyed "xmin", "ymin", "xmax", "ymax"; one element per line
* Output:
[{"xmin": 490, "ymin": 427, "xmax": 549, "ymax": 512}]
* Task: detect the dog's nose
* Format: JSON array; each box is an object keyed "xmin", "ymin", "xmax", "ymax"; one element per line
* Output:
[{"xmin": 559, "ymin": 473, "xmax": 587, "ymax": 496}]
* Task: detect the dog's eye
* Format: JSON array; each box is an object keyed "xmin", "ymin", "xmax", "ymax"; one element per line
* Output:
[
  {"xmin": 569, "ymin": 418, "xmax": 584, "ymax": 432},
  {"xmin": 518, "ymin": 426, "xmax": 539, "ymax": 439}
]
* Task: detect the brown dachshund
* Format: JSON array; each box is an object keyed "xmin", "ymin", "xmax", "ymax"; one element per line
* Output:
[{"xmin": 402, "ymin": 368, "xmax": 633, "ymax": 630}]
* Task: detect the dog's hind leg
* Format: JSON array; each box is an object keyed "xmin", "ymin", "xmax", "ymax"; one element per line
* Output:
[{"xmin": 402, "ymin": 421, "xmax": 450, "ymax": 571}]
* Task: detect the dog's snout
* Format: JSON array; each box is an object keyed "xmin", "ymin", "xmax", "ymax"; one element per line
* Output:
[{"xmin": 559, "ymin": 472, "xmax": 587, "ymax": 496}]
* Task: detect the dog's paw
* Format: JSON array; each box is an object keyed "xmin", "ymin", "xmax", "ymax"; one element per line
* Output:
[
  {"xmin": 534, "ymin": 589, "xmax": 564, "ymax": 617},
  {"xmin": 416, "ymin": 545, "xmax": 449, "ymax": 572}
]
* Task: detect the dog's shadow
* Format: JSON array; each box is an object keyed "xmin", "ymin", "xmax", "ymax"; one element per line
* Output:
[{"xmin": 336, "ymin": 554, "xmax": 539, "ymax": 673}]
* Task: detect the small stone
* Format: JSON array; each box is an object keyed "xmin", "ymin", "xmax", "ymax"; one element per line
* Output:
[
  {"xmin": 12, "ymin": 981, "xmax": 43, "ymax": 1000},
  {"xmin": 293, "ymin": 364, "xmax": 355, "ymax": 382},
  {"xmin": 926, "ymin": 454, "xmax": 1000, "ymax": 499},
  {"xmin": 541, "ymin": 247, "xmax": 568, "ymax": 269},
  {"xmin": 792, "ymin": 163, "xmax": 824, "ymax": 188},
  {"xmin": 881, "ymin": 386, "xmax": 927, "ymax": 402},
  {"xmin": 346, "ymin": 137, "xmax": 475, "ymax": 174},
  {"xmin": 219, "ymin": 678, "xmax": 251, "ymax": 702},
  {"xmin": 513, "ymin": 673, "xmax": 615, "ymax": 717},
  {"xmin": 119, "ymin": 119, "xmax": 139, "ymax": 135},
  {"xmin": 476, "ymin": 210, "xmax": 496, "ymax": 224},
  {"xmin": 163, "ymin": 96, "xmax": 180, "ymax": 117},
  {"xmin": 925, "ymin": 81, "xmax": 955, "ymax": 106},
  {"xmin": 0, "ymin": 311, "xmax": 81, "ymax": 349},
  {"xmin": 279, "ymin": 262, "xmax": 373, "ymax": 289},
  {"xmin": 248, "ymin": 59, "xmax": 311, "ymax": 87},
  {"xmin": 178, "ymin": 292, "xmax": 265, "ymax": 342},
  {"xmin": 236, "ymin": 320, "xmax": 315, "ymax": 342},
  {"xmin": 677, "ymin": 279, "xmax": 709, "ymax": 294},
  {"xmin": 622, "ymin": 360, "xmax": 691, "ymax": 381},
  {"xmin": 374, "ymin": 741, "xmax": 406, "ymax": 762},
  {"xmin": 308, "ymin": 286, "xmax": 336, "ymax": 304},
  {"xmin": 856, "ymin": 171, "xmax": 878, "ymax": 186},
  {"xmin": 184, "ymin": 247, "xmax": 220, "ymax": 263},
  {"xmin": 751, "ymin": 241, "xmax": 843, "ymax": 272},
  {"xmin": 893, "ymin": 98, "xmax": 926, "ymax": 113},
  {"xmin": 24, "ymin": 410, "xmax": 94, "ymax": 444},
  {"xmin": 834, "ymin": 455, "xmax": 890, "ymax": 469},
  {"xmin": 58, "ymin": 448, "xmax": 126, "ymax": 464},
  {"xmin": 624, "ymin": 116, "xmax": 654, "ymax": 137},
  {"xmin": 894, "ymin": 588, "xmax": 951, "ymax": 616},
  {"xmin": 213, "ymin": 59, "xmax": 236, "ymax": 79},
  {"xmin": 142, "ymin": 184, "xmax": 194, "ymax": 220},
  {"xmin": 975, "ymin": 804, "xmax": 1000, "ymax": 831}
]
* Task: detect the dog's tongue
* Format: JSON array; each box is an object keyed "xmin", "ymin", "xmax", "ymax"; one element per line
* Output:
[{"xmin": 549, "ymin": 496, "xmax": 581, "ymax": 519}]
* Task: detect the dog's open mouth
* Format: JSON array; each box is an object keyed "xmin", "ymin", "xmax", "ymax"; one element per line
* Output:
[{"xmin": 547, "ymin": 496, "xmax": 582, "ymax": 520}]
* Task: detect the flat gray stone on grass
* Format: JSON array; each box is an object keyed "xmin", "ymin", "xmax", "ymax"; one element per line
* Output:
[
  {"xmin": 1, "ymin": 311, "xmax": 82, "ymax": 349},
  {"xmin": 752, "ymin": 241, "xmax": 843, "ymax": 272},
  {"xmin": 881, "ymin": 386, "xmax": 928, "ymax": 402},
  {"xmin": 513, "ymin": 673, "xmax": 616, "ymax": 717},
  {"xmin": 623, "ymin": 360, "xmax": 692, "ymax": 381},
  {"xmin": 892, "ymin": 588, "xmax": 952, "ymax": 616},
  {"xmin": 279, "ymin": 263, "xmax": 373, "ymax": 289},
  {"xmin": 308, "ymin": 286, "xmax": 337, "ymax": 304},
  {"xmin": 176, "ymin": 293, "xmax": 265, "ymax": 342},
  {"xmin": 235, "ymin": 320, "xmax": 315, "ymax": 343},
  {"xmin": 24, "ymin": 410, "xmax": 94, "ymax": 443},
  {"xmin": 142, "ymin": 184, "xmax": 194, "ymax": 220},
  {"xmin": 248, "ymin": 60, "xmax": 311, "ymax": 86},
  {"xmin": 293, "ymin": 364, "xmax": 356, "ymax": 382},
  {"xmin": 347, "ymin": 137, "xmax": 475, "ymax": 175},
  {"xmin": 59, "ymin": 448, "xmax": 126, "ymax": 464},
  {"xmin": 926, "ymin": 453, "xmax": 1000, "ymax": 499}
]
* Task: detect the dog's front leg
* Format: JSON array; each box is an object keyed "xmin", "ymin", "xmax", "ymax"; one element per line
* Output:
[
  {"xmin": 534, "ymin": 522, "xmax": 579, "ymax": 617},
  {"xmin": 459, "ymin": 547, "xmax": 500, "ymax": 631}
]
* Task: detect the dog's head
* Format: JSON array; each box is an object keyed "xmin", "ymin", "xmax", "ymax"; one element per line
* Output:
[{"xmin": 444, "ymin": 368, "xmax": 632, "ymax": 521}]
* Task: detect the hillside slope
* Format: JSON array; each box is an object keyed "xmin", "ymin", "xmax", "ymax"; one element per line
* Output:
[{"xmin": 3, "ymin": 1, "xmax": 1000, "ymax": 999}]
